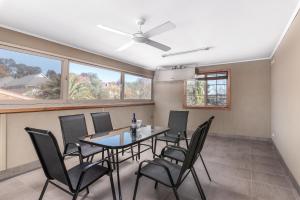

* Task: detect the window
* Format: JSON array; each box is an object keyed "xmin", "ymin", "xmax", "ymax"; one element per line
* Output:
[
  {"xmin": 0, "ymin": 48, "xmax": 62, "ymax": 101},
  {"xmin": 124, "ymin": 74, "xmax": 152, "ymax": 100},
  {"xmin": 185, "ymin": 69, "xmax": 230, "ymax": 108},
  {"xmin": 68, "ymin": 62, "xmax": 121, "ymax": 100}
]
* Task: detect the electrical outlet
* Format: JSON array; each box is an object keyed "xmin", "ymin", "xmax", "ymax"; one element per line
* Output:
[{"xmin": 272, "ymin": 131, "xmax": 276, "ymax": 137}]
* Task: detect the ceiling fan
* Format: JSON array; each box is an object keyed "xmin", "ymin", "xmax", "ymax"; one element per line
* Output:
[
  {"xmin": 161, "ymin": 47, "xmax": 213, "ymax": 58},
  {"xmin": 97, "ymin": 18, "xmax": 175, "ymax": 52}
]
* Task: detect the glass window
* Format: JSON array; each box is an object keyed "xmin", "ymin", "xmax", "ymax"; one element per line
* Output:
[
  {"xmin": 68, "ymin": 62, "xmax": 121, "ymax": 100},
  {"xmin": 185, "ymin": 70, "xmax": 230, "ymax": 108},
  {"xmin": 0, "ymin": 48, "xmax": 62, "ymax": 101},
  {"xmin": 124, "ymin": 74, "xmax": 152, "ymax": 100}
]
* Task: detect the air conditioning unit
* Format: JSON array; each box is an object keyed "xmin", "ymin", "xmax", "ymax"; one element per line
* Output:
[{"xmin": 154, "ymin": 66, "xmax": 195, "ymax": 82}]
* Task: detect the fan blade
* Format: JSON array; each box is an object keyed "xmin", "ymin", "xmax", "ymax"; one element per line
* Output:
[
  {"xmin": 144, "ymin": 21, "xmax": 176, "ymax": 38},
  {"xmin": 162, "ymin": 47, "xmax": 213, "ymax": 57},
  {"xmin": 144, "ymin": 39, "xmax": 171, "ymax": 51},
  {"xmin": 116, "ymin": 41, "xmax": 134, "ymax": 51},
  {"xmin": 97, "ymin": 24, "xmax": 132, "ymax": 37}
]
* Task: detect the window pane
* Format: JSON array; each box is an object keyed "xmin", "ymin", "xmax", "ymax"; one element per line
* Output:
[
  {"xmin": 217, "ymin": 85, "xmax": 227, "ymax": 95},
  {"xmin": 207, "ymin": 95, "xmax": 217, "ymax": 105},
  {"xmin": 0, "ymin": 48, "xmax": 62, "ymax": 100},
  {"xmin": 124, "ymin": 74, "xmax": 152, "ymax": 99},
  {"xmin": 186, "ymin": 79, "xmax": 205, "ymax": 106},
  {"xmin": 68, "ymin": 62, "xmax": 121, "ymax": 100}
]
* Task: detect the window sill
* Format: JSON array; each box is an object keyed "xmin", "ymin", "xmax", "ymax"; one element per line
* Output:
[
  {"xmin": 0, "ymin": 101, "xmax": 155, "ymax": 114},
  {"xmin": 183, "ymin": 105, "xmax": 231, "ymax": 110}
]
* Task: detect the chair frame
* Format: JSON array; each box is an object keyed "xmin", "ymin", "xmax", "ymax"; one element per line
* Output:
[
  {"xmin": 153, "ymin": 111, "xmax": 189, "ymax": 158},
  {"xmin": 25, "ymin": 127, "xmax": 116, "ymax": 200},
  {"xmin": 161, "ymin": 116, "xmax": 215, "ymax": 181},
  {"xmin": 59, "ymin": 114, "xmax": 104, "ymax": 163},
  {"xmin": 133, "ymin": 122, "xmax": 209, "ymax": 200}
]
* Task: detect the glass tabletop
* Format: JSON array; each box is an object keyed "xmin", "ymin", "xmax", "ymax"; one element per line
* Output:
[{"xmin": 80, "ymin": 125, "xmax": 169, "ymax": 149}]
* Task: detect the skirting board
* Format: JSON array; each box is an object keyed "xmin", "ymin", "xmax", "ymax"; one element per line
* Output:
[
  {"xmin": 208, "ymin": 132, "xmax": 272, "ymax": 142},
  {"xmin": 0, "ymin": 160, "xmax": 40, "ymax": 181},
  {"xmin": 272, "ymin": 140, "xmax": 300, "ymax": 196}
]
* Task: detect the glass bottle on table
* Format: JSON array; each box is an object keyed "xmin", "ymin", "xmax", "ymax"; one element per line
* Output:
[{"xmin": 131, "ymin": 113, "xmax": 137, "ymax": 135}]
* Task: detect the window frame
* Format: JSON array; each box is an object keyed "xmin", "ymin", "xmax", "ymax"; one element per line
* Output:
[
  {"xmin": 0, "ymin": 44, "xmax": 66, "ymax": 105},
  {"xmin": 183, "ymin": 69, "xmax": 231, "ymax": 110},
  {"xmin": 123, "ymin": 72, "xmax": 153, "ymax": 101},
  {"xmin": 67, "ymin": 60, "xmax": 123, "ymax": 103},
  {"xmin": 0, "ymin": 44, "xmax": 154, "ymax": 106}
]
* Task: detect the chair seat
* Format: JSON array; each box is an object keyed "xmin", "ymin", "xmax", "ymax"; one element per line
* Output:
[
  {"xmin": 139, "ymin": 158, "xmax": 181, "ymax": 186},
  {"xmin": 67, "ymin": 143, "xmax": 103, "ymax": 158},
  {"xmin": 163, "ymin": 148, "xmax": 186, "ymax": 162},
  {"xmin": 68, "ymin": 162, "xmax": 109, "ymax": 191}
]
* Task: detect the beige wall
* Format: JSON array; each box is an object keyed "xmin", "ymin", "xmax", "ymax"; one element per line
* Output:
[
  {"xmin": 271, "ymin": 12, "xmax": 300, "ymax": 185},
  {"xmin": 3, "ymin": 105, "xmax": 153, "ymax": 169},
  {"xmin": 154, "ymin": 60, "xmax": 271, "ymax": 139}
]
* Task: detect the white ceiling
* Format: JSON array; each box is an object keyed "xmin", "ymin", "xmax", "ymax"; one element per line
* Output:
[{"xmin": 0, "ymin": 0, "xmax": 299, "ymax": 70}]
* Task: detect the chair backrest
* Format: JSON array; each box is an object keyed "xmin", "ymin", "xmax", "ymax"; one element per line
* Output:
[
  {"xmin": 197, "ymin": 116, "xmax": 215, "ymax": 153},
  {"xmin": 59, "ymin": 114, "xmax": 88, "ymax": 147},
  {"xmin": 167, "ymin": 111, "xmax": 189, "ymax": 136},
  {"xmin": 91, "ymin": 112, "xmax": 113, "ymax": 135},
  {"xmin": 25, "ymin": 127, "xmax": 71, "ymax": 188},
  {"xmin": 177, "ymin": 122, "xmax": 208, "ymax": 184}
]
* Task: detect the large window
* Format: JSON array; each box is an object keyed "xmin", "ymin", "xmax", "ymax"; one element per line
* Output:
[
  {"xmin": 0, "ymin": 48, "xmax": 62, "ymax": 101},
  {"xmin": 68, "ymin": 62, "xmax": 121, "ymax": 100},
  {"xmin": 124, "ymin": 74, "xmax": 152, "ymax": 100},
  {"xmin": 185, "ymin": 69, "xmax": 230, "ymax": 108}
]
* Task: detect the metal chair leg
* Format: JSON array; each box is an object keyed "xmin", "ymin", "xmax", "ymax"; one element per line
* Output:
[
  {"xmin": 154, "ymin": 181, "xmax": 158, "ymax": 189},
  {"xmin": 133, "ymin": 175, "xmax": 141, "ymax": 200},
  {"xmin": 153, "ymin": 138, "xmax": 157, "ymax": 159},
  {"xmin": 191, "ymin": 167, "xmax": 206, "ymax": 200},
  {"xmin": 39, "ymin": 180, "xmax": 49, "ymax": 200},
  {"xmin": 131, "ymin": 146, "xmax": 135, "ymax": 161},
  {"xmin": 72, "ymin": 191, "xmax": 79, "ymax": 200},
  {"xmin": 109, "ymin": 172, "xmax": 117, "ymax": 200},
  {"xmin": 200, "ymin": 154, "xmax": 211, "ymax": 181},
  {"xmin": 172, "ymin": 188, "xmax": 180, "ymax": 200},
  {"xmin": 86, "ymin": 187, "xmax": 90, "ymax": 194}
]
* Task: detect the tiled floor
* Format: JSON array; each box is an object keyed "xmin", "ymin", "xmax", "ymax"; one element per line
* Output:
[{"xmin": 0, "ymin": 136, "xmax": 299, "ymax": 200}]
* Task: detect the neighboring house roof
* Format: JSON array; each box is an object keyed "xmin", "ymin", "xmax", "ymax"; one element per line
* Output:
[{"xmin": 0, "ymin": 73, "xmax": 49, "ymax": 88}]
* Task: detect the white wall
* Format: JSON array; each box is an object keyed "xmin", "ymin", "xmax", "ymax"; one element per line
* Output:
[{"xmin": 271, "ymin": 10, "xmax": 300, "ymax": 185}]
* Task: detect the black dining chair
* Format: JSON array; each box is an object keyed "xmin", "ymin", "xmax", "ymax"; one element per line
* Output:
[
  {"xmin": 153, "ymin": 111, "xmax": 189, "ymax": 157},
  {"xmin": 133, "ymin": 122, "xmax": 209, "ymax": 200},
  {"xmin": 161, "ymin": 116, "xmax": 215, "ymax": 181},
  {"xmin": 91, "ymin": 112, "xmax": 135, "ymax": 163},
  {"xmin": 59, "ymin": 114, "xmax": 104, "ymax": 163},
  {"xmin": 25, "ymin": 127, "xmax": 116, "ymax": 200},
  {"xmin": 91, "ymin": 112, "xmax": 113, "ymax": 135}
]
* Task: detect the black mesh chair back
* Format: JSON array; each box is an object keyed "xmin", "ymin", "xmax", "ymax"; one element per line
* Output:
[
  {"xmin": 167, "ymin": 111, "xmax": 189, "ymax": 136},
  {"xmin": 178, "ymin": 122, "xmax": 208, "ymax": 181},
  {"xmin": 91, "ymin": 112, "xmax": 113, "ymax": 135},
  {"xmin": 59, "ymin": 114, "xmax": 88, "ymax": 150},
  {"xmin": 25, "ymin": 127, "xmax": 71, "ymax": 187},
  {"xmin": 198, "ymin": 116, "xmax": 215, "ymax": 153}
]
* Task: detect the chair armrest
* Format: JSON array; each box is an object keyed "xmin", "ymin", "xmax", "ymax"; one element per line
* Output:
[
  {"xmin": 63, "ymin": 142, "xmax": 82, "ymax": 156},
  {"xmin": 160, "ymin": 145, "xmax": 187, "ymax": 158},
  {"xmin": 138, "ymin": 160, "xmax": 175, "ymax": 185}
]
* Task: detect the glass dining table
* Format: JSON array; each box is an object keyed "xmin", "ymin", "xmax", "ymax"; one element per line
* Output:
[{"xmin": 80, "ymin": 125, "xmax": 170, "ymax": 200}]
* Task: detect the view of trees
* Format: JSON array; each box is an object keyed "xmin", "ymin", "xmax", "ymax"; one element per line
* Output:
[
  {"xmin": 186, "ymin": 75, "xmax": 228, "ymax": 107},
  {"xmin": 0, "ymin": 49, "xmax": 152, "ymax": 102},
  {"xmin": 124, "ymin": 76, "xmax": 152, "ymax": 99},
  {"xmin": 68, "ymin": 72, "xmax": 121, "ymax": 100},
  {"xmin": 0, "ymin": 58, "xmax": 61, "ymax": 100}
]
